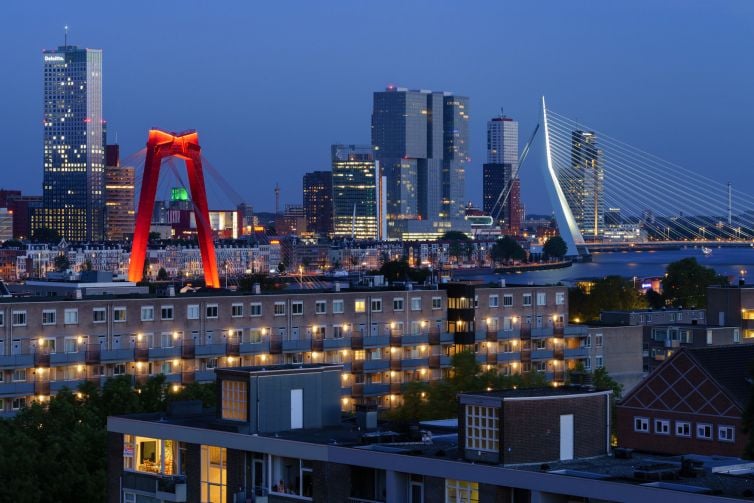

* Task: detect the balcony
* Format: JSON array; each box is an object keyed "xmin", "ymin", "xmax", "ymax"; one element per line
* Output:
[
  {"xmin": 486, "ymin": 352, "xmax": 498, "ymax": 365},
  {"xmin": 148, "ymin": 346, "xmax": 182, "ymax": 360},
  {"xmin": 531, "ymin": 349, "xmax": 554, "ymax": 360},
  {"xmin": 364, "ymin": 335, "xmax": 389, "ymax": 348},
  {"xmin": 363, "ymin": 383, "xmax": 390, "ymax": 396},
  {"xmin": 226, "ymin": 339, "xmax": 240, "ymax": 357},
  {"xmin": 101, "ymin": 348, "xmax": 135, "ymax": 362},
  {"xmin": 401, "ymin": 357, "xmax": 429, "ymax": 369},
  {"xmin": 34, "ymin": 380, "xmax": 50, "ymax": 395},
  {"xmin": 50, "ymin": 352, "xmax": 86, "ymax": 365},
  {"xmin": 239, "ymin": 340, "xmax": 269, "ymax": 354},
  {"xmin": 351, "ymin": 360, "xmax": 364, "ymax": 373},
  {"xmin": 52, "ymin": 379, "xmax": 85, "ymax": 392},
  {"xmin": 269, "ymin": 335, "xmax": 282, "ymax": 354},
  {"xmin": 351, "ymin": 334, "xmax": 364, "ymax": 350},
  {"xmin": 389, "ymin": 334, "xmax": 402, "ymax": 348},
  {"xmin": 122, "ymin": 471, "xmax": 187, "ymax": 502},
  {"xmin": 429, "ymin": 355, "xmax": 441, "ymax": 369},
  {"xmin": 401, "ymin": 333, "xmax": 429, "ymax": 346},
  {"xmin": 0, "ymin": 353, "xmax": 34, "ymax": 369},
  {"xmin": 0, "ymin": 382, "xmax": 35, "ymax": 396},
  {"xmin": 553, "ymin": 346, "xmax": 565, "ymax": 360},
  {"xmin": 531, "ymin": 327, "xmax": 554, "ymax": 338},
  {"xmin": 311, "ymin": 338, "xmax": 324, "ymax": 353},
  {"xmin": 181, "ymin": 340, "xmax": 195, "ymax": 359},
  {"xmin": 363, "ymin": 359, "xmax": 390, "ymax": 372},
  {"xmin": 389, "ymin": 382, "xmax": 402, "ymax": 394},
  {"xmin": 520, "ymin": 327, "xmax": 532, "ymax": 340},
  {"xmin": 429, "ymin": 328, "xmax": 441, "ymax": 345},
  {"xmin": 194, "ymin": 370, "xmax": 216, "ymax": 382},
  {"xmin": 564, "ymin": 347, "xmax": 589, "ymax": 359},
  {"xmin": 34, "ymin": 350, "xmax": 51, "ymax": 368},
  {"xmin": 195, "ymin": 343, "xmax": 227, "ymax": 357},
  {"xmin": 282, "ymin": 339, "xmax": 312, "ymax": 352},
  {"xmin": 390, "ymin": 359, "xmax": 402, "ymax": 371},
  {"xmin": 85, "ymin": 344, "xmax": 101, "ymax": 364},
  {"xmin": 352, "ymin": 383, "xmax": 364, "ymax": 398},
  {"xmin": 134, "ymin": 342, "xmax": 149, "ymax": 362},
  {"xmin": 554, "ymin": 324, "xmax": 565, "ymax": 337},
  {"xmin": 323, "ymin": 337, "xmax": 350, "ymax": 350},
  {"xmin": 181, "ymin": 372, "xmax": 195, "ymax": 385},
  {"xmin": 486, "ymin": 330, "xmax": 498, "ymax": 343},
  {"xmin": 496, "ymin": 352, "xmax": 521, "ymax": 362}
]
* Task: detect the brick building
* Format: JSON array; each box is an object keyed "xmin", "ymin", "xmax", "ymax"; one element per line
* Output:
[{"xmin": 617, "ymin": 345, "xmax": 754, "ymax": 457}]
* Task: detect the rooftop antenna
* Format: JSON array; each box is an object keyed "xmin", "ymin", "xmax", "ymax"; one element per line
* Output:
[
  {"xmin": 64, "ymin": 25, "xmax": 68, "ymax": 47},
  {"xmin": 274, "ymin": 183, "xmax": 280, "ymax": 215},
  {"xmin": 500, "ymin": 107, "xmax": 504, "ymax": 118}
]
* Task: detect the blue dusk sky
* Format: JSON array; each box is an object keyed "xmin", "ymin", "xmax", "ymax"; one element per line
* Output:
[{"xmin": 1, "ymin": 0, "xmax": 752, "ymax": 214}]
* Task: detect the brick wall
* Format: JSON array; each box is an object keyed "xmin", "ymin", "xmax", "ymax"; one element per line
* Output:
[{"xmin": 502, "ymin": 394, "xmax": 608, "ymax": 464}]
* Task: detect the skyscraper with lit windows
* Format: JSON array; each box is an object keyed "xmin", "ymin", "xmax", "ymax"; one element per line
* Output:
[
  {"xmin": 37, "ymin": 44, "xmax": 104, "ymax": 241},
  {"xmin": 331, "ymin": 145, "xmax": 386, "ymax": 240}
]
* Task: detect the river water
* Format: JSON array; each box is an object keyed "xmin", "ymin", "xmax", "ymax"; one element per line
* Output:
[{"xmin": 457, "ymin": 247, "xmax": 754, "ymax": 286}]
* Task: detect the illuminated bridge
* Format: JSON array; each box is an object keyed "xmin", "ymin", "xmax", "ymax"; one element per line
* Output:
[{"xmin": 540, "ymin": 97, "xmax": 754, "ymax": 257}]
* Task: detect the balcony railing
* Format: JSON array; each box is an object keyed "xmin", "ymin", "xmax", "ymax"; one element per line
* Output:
[
  {"xmin": 85, "ymin": 344, "xmax": 101, "ymax": 364},
  {"xmin": 351, "ymin": 360, "xmax": 364, "ymax": 373},
  {"xmin": 486, "ymin": 329, "xmax": 498, "ymax": 342},
  {"xmin": 134, "ymin": 341, "xmax": 149, "ymax": 362},
  {"xmin": 226, "ymin": 339, "xmax": 240, "ymax": 357},
  {"xmin": 429, "ymin": 355, "xmax": 441, "ymax": 369},
  {"xmin": 181, "ymin": 371, "xmax": 195, "ymax": 385},
  {"xmin": 389, "ymin": 382, "xmax": 402, "ymax": 394},
  {"xmin": 428, "ymin": 328, "xmax": 441, "ymax": 345},
  {"xmin": 351, "ymin": 334, "xmax": 364, "ymax": 350},
  {"xmin": 33, "ymin": 349, "xmax": 51, "ymax": 368},
  {"xmin": 389, "ymin": 334, "xmax": 402, "ymax": 347},
  {"xmin": 311, "ymin": 337, "xmax": 324, "ymax": 353},
  {"xmin": 181, "ymin": 340, "xmax": 195, "ymax": 359},
  {"xmin": 34, "ymin": 379, "xmax": 50, "ymax": 395},
  {"xmin": 269, "ymin": 335, "xmax": 282, "ymax": 354},
  {"xmin": 390, "ymin": 359, "xmax": 402, "ymax": 371},
  {"xmin": 352, "ymin": 383, "xmax": 364, "ymax": 398}
]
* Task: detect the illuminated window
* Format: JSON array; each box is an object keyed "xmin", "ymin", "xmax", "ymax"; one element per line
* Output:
[
  {"xmin": 465, "ymin": 405, "xmax": 499, "ymax": 452},
  {"xmin": 113, "ymin": 307, "xmax": 127, "ymax": 323},
  {"xmin": 200, "ymin": 446, "xmax": 227, "ymax": 503},
  {"xmin": 354, "ymin": 299, "xmax": 366, "ymax": 313},
  {"xmin": 221, "ymin": 380, "xmax": 248, "ymax": 421},
  {"xmin": 446, "ymin": 479, "xmax": 479, "ymax": 503}
]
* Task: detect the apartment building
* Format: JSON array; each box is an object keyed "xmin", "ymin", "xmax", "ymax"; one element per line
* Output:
[
  {"xmin": 106, "ymin": 364, "xmax": 750, "ymax": 503},
  {"xmin": 0, "ymin": 278, "xmax": 586, "ymax": 414}
]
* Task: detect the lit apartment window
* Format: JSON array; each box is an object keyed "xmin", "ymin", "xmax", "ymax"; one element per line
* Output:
[
  {"xmin": 719, "ymin": 425, "xmax": 735, "ymax": 442},
  {"xmin": 250, "ymin": 303, "xmax": 262, "ymax": 317},
  {"xmin": 446, "ymin": 480, "xmax": 479, "ymax": 503},
  {"xmin": 221, "ymin": 380, "xmax": 248, "ymax": 421},
  {"xmin": 274, "ymin": 302, "xmax": 286, "ymax": 316},
  {"xmin": 371, "ymin": 299, "xmax": 382, "ymax": 312},
  {"xmin": 697, "ymin": 423, "xmax": 713, "ymax": 440},
  {"xmin": 200, "ymin": 446, "xmax": 227, "ymax": 503},
  {"xmin": 489, "ymin": 295, "xmax": 499, "ymax": 308},
  {"xmin": 522, "ymin": 294, "xmax": 532, "ymax": 307},
  {"xmin": 206, "ymin": 305, "xmax": 219, "ymax": 319},
  {"xmin": 393, "ymin": 298, "xmax": 404, "ymax": 311},
  {"xmin": 411, "ymin": 297, "xmax": 421, "ymax": 311},
  {"xmin": 160, "ymin": 306, "xmax": 174, "ymax": 321},
  {"xmin": 655, "ymin": 419, "xmax": 670, "ymax": 435},
  {"xmin": 93, "ymin": 308, "xmax": 106, "ymax": 323},
  {"xmin": 141, "ymin": 306, "xmax": 154, "ymax": 322},
  {"xmin": 354, "ymin": 299, "xmax": 366, "ymax": 313},
  {"xmin": 555, "ymin": 292, "xmax": 565, "ymax": 305},
  {"xmin": 465, "ymin": 405, "xmax": 499, "ymax": 452},
  {"xmin": 333, "ymin": 300, "xmax": 344, "ymax": 314},
  {"xmin": 11, "ymin": 310, "xmax": 26, "ymax": 327},
  {"xmin": 315, "ymin": 301, "xmax": 326, "ymax": 314},
  {"xmin": 231, "ymin": 304, "xmax": 244, "ymax": 318},
  {"xmin": 113, "ymin": 307, "xmax": 127, "ymax": 323},
  {"xmin": 291, "ymin": 301, "xmax": 304, "ymax": 315},
  {"xmin": 432, "ymin": 297, "xmax": 442, "ymax": 310},
  {"xmin": 675, "ymin": 421, "xmax": 691, "ymax": 437},
  {"xmin": 634, "ymin": 417, "xmax": 649, "ymax": 433},
  {"xmin": 42, "ymin": 310, "xmax": 57, "ymax": 325},
  {"xmin": 187, "ymin": 304, "xmax": 200, "ymax": 320}
]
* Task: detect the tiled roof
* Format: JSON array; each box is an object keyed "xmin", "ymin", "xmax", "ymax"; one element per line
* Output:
[{"xmin": 687, "ymin": 345, "xmax": 754, "ymax": 407}]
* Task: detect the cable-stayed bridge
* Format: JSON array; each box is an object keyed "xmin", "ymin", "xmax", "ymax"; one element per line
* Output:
[{"xmin": 540, "ymin": 97, "xmax": 754, "ymax": 257}]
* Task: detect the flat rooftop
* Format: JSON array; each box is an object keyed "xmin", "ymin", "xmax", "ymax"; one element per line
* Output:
[{"xmin": 462, "ymin": 386, "xmax": 609, "ymax": 399}]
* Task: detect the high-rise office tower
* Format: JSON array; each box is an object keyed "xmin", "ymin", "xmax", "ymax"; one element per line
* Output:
[
  {"xmin": 483, "ymin": 115, "xmax": 522, "ymax": 234},
  {"xmin": 302, "ymin": 171, "xmax": 333, "ymax": 236},
  {"xmin": 38, "ymin": 44, "xmax": 104, "ymax": 241},
  {"xmin": 104, "ymin": 145, "xmax": 135, "ymax": 241},
  {"xmin": 331, "ymin": 145, "xmax": 386, "ymax": 240},
  {"xmin": 564, "ymin": 130, "xmax": 603, "ymax": 238},
  {"xmin": 372, "ymin": 87, "xmax": 468, "ymax": 236}
]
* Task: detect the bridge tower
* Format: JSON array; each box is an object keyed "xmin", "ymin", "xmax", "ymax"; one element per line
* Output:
[{"xmin": 128, "ymin": 129, "xmax": 220, "ymax": 288}]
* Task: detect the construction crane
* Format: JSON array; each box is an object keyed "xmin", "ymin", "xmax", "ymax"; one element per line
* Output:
[{"xmin": 489, "ymin": 123, "xmax": 540, "ymax": 223}]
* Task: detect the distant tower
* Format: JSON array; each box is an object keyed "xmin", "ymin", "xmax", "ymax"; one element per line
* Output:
[
  {"xmin": 104, "ymin": 145, "xmax": 135, "ymax": 240},
  {"xmin": 483, "ymin": 114, "xmax": 522, "ymax": 234},
  {"xmin": 274, "ymin": 183, "xmax": 280, "ymax": 215},
  {"xmin": 303, "ymin": 171, "xmax": 333, "ymax": 236}
]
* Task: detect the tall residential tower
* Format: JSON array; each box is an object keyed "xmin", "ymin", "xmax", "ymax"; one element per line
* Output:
[{"xmin": 37, "ymin": 44, "xmax": 104, "ymax": 241}]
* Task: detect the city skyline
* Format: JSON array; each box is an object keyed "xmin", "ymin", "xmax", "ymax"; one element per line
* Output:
[{"xmin": 0, "ymin": 1, "xmax": 752, "ymax": 215}]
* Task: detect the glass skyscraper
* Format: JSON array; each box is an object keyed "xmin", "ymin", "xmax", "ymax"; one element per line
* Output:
[
  {"xmin": 564, "ymin": 130, "xmax": 604, "ymax": 239},
  {"xmin": 331, "ymin": 145, "xmax": 385, "ymax": 240},
  {"xmin": 372, "ymin": 87, "xmax": 469, "ymax": 237},
  {"xmin": 38, "ymin": 44, "xmax": 104, "ymax": 241},
  {"xmin": 483, "ymin": 115, "xmax": 522, "ymax": 234}
]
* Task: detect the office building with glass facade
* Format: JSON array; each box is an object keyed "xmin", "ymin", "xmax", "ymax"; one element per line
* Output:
[{"xmin": 331, "ymin": 145, "xmax": 386, "ymax": 240}]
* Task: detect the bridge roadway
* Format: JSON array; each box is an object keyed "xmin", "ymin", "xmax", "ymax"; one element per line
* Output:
[{"xmin": 585, "ymin": 240, "xmax": 754, "ymax": 253}]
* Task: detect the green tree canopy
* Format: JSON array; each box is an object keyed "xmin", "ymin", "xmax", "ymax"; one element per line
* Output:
[
  {"xmin": 379, "ymin": 259, "xmax": 430, "ymax": 283},
  {"xmin": 53, "ymin": 254, "xmax": 70, "ymax": 272},
  {"xmin": 569, "ymin": 275, "xmax": 647, "ymax": 322},
  {"xmin": 156, "ymin": 267, "xmax": 169, "ymax": 281},
  {"xmin": 662, "ymin": 257, "xmax": 728, "ymax": 308},
  {"xmin": 442, "ymin": 231, "xmax": 472, "ymax": 262},
  {"xmin": 490, "ymin": 236, "xmax": 526, "ymax": 264},
  {"xmin": 542, "ymin": 236, "xmax": 568, "ymax": 260}
]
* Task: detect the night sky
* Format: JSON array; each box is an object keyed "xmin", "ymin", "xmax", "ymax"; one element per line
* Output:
[{"xmin": 1, "ymin": 1, "xmax": 752, "ymax": 213}]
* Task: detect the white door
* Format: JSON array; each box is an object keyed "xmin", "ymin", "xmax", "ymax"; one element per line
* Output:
[
  {"xmin": 560, "ymin": 414, "xmax": 574, "ymax": 461},
  {"xmin": 291, "ymin": 389, "xmax": 303, "ymax": 429}
]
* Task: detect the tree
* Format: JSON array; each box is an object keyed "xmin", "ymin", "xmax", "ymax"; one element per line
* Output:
[
  {"xmin": 156, "ymin": 267, "xmax": 169, "ymax": 281},
  {"xmin": 490, "ymin": 236, "xmax": 526, "ymax": 264},
  {"xmin": 148, "ymin": 231, "xmax": 161, "ymax": 242},
  {"xmin": 82, "ymin": 259, "xmax": 93, "ymax": 272},
  {"xmin": 53, "ymin": 254, "xmax": 70, "ymax": 272},
  {"xmin": 542, "ymin": 236, "xmax": 568, "ymax": 260},
  {"xmin": 378, "ymin": 260, "xmax": 430, "ymax": 283},
  {"xmin": 277, "ymin": 262, "xmax": 286, "ymax": 274},
  {"xmin": 662, "ymin": 257, "xmax": 728, "ymax": 308},
  {"xmin": 1, "ymin": 239, "xmax": 24, "ymax": 249},
  {"xmin": 569, "ymin": 276, "xmax": 647, "ymax": 322},
  {"xmin": 443, "ymin": 230, "xmax": 472, "ymax": 262}
]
